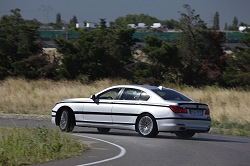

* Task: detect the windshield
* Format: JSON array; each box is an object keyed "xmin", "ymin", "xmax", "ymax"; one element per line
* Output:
[{"xmin": 152, "ymin": 89, "xmax": 192, "ymax": 101}]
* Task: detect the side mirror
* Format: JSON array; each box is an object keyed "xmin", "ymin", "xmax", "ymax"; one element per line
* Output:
[{"xmin": 90, "ymin": 94, "xmax": 96, "ymax": 100}]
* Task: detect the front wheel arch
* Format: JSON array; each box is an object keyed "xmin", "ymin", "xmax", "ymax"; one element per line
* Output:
[{"xmin": 56, "ymin": 107, "xmax": 76, "ymax": 132}]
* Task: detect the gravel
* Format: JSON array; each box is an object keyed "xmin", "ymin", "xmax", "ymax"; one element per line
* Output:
[{"xmin": 0, "ymin": 113, "xmax": 50, "ymax": 120}]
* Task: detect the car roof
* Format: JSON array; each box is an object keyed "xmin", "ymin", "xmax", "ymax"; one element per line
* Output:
[
  {"xmin": 96, "ymin": 85, "xmax": 161, "ymax": 95},
  {"xmin": 110, "ymin": 85, "xmax": 163, "ymax": 91},
  {"xmin": 112, "ymin": 85, "xmax": 157, "ymax": 89},
  {"xmin": 135, "ymin": 85, "xmax": 160, "ymax": 90}
]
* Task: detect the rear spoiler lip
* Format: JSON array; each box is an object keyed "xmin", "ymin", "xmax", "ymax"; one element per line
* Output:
[
  {"xmin": 178, "ymin": 102, "xmax": 208, "ymax": 106},
  {"xmin": 177, "ymin": 102, "xmax": 209, "ymax": 109}
]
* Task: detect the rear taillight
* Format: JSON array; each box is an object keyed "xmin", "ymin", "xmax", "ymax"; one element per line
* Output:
[
  {"xmin": 169, "ymin": 106, "xmax": 188, "ymax": 114},
  {"xmin": 205, "ymin": 109, "xmax": 210, "ymax": 115}
]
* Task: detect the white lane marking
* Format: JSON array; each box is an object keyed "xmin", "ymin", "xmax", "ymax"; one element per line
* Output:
[{"xmin": 73, "ymin": 134, "xmax": 126, "ymax": 166}]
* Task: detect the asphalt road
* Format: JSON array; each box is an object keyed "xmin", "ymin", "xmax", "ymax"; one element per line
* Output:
[{"xmin": 1, "ymin": 118, "xmax": 250, "ymax": 166}]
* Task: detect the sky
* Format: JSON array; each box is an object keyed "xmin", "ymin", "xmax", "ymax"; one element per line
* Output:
[{"xmin": 0, "ymin": 0, "xmax": 249, "ymax": 29}]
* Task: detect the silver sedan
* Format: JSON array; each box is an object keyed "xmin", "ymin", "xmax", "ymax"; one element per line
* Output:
[{"xmin": 51, "ymin": 85, "xmax": 211, "ymax": 139}]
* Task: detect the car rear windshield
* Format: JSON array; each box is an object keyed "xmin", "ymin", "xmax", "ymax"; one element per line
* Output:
[{"xmin": 152, "ymin": 89, "xmax": 192, "ymax": 101}]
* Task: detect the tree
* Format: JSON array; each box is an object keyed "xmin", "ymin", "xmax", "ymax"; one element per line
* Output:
[
  {"xmin": 177, "ymin": 4, "xmax": 225, "ymax": 86},
  {"xmin": 241, "ymin": 28, "xmax": 250, "ymax": 45},
  {"xmin": 239, "ymin": 22, "xmax": 248, "ymax": 27},
  {"xmin": 55, "ymin": 19, "xmax": 136, "ymax": 80},
  {"xmin": 226, "ymin": 17, "xmax": 240, "ymax": 31},
  {"xmin": 196, "ymin": 31, "xmax": 226, "ymax": 85},
  {"xmin": 232, "ymin": 16, "xmax": 238, "ymax": 31},
  {"xmin": 56, "ymin": 13, "xmax": 62, "ymax": 24},
  {"xmin": 223, "ymin": 34, "xmax": 250, "ymax": 88},
  {"xmin": 222, "ymin": 48, "xmax": 250, "ymax": 87},
  {"xmin": 213, "ymin": 11, "xmax": 220, "ymax": 30},
  {"xmin": 0, "ymin": 9, "xmax": 54, "ymax": 79},
  {"xmin": 55, "ymin": 13, "xmax": 62, "ymax": 28},
  {"xmin": 0, "ymin": 9, "xmax": 37, "ymax": 76},
  {"xmin": 224, "ymin": 23, "xmax": 228, "ymax": 30},
  {"xmin": 177, "ymin": 4, "xmax": 207, "ymax": 85},
  {"xmin": 99, "ymin": 18, "xmax": 107, "ymax": 28},
  {"xmin": 164, "ymin": 19, "xmax": 179, "ymax": 30},
  {"xmin": 70, "ymin": 15, "xmax": 77, "ymax": 24},
  {"xmin": 114, "ymin": 14, "xmax": 162, "ymax": 28},
  {"xmin": 141, "ymin": 36, "xmax": 182, "ymax": 83},
  {"xmin": 69, "ymin": 15, "xmax": 78, "ymax": 28}
]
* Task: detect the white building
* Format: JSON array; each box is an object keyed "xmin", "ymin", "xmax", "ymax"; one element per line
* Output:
[
  {"xmin": 138, "ymin": 23, "xmax": 147, "ymax": 29},
  {"xmin": 239, "ymin": 26, "xmax": 249, "ymax": 32},
  {"xmin": 76, "ymin": 23, "xmax": 84, "ymax": 28},
  {"xmin": 151, "ymin": 23, "xmax": 162, "ymax": 29},
  {"xmin": 127, "ymin": 24, "xmax": 137, "ymax": 29}
]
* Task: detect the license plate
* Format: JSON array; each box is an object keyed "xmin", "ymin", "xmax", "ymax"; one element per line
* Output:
[{"xmin": 189, "ymin": 110, "xmax": 203, "ymax": 116}]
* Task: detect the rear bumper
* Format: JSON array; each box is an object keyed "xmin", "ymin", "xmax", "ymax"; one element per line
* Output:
[{"xmin": 156, "ymin": 118, "xmax": 211, "ymax": 132}]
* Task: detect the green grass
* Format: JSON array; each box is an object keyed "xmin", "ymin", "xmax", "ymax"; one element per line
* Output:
[
  {"xmin": 0, "ymin": 126, "xmax": 88, "ymax": 166},
  {"xmin": 210, "ymin": 121, "xmax": 250, "ymax": 137}
]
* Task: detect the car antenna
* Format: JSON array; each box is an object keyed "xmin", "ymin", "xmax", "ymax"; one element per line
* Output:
[{"xmin": 158, "ymin": 86, "xmax": 163, "ymax": 90}]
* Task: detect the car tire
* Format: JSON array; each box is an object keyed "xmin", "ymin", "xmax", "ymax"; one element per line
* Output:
[
  {"xmin": 175, "ymin": 131, "xmax": 195, "ymax": 139},
  {"xmin": 136, "ymin": 114, "xmax": 158, "ymax": 137},
  {"xmin": 97, "ymin": 128, "xmax": 110, "ymax": 134},
  {"xmin": 59, "ymin": 109, "xmax": 75, "ymax": 132}
]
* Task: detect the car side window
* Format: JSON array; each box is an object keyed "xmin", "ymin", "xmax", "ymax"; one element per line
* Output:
[
  {"xmin": 120, "ymin": 88, "xmax": 149, "ymax": 101},
  {"xmin": 152, "ymin": 89, "xmax": 191, "ymax": 101},
  {"xmin": 98, "ymin": 88, "xmax": 122, "ymax": 100},
  {"xmin": 139, "ymin": 92, "xmax": 150, "ymax": 101}
]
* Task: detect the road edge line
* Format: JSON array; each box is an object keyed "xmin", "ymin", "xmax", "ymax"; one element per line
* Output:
[{"xmin": 72, "ymin": 134, "xmax": 126, "ymax": 166}]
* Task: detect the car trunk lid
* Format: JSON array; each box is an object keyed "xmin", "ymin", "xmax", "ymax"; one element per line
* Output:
[{"xmin": 171, "ymin": 102, "xmax": 210, "ymax": 117}]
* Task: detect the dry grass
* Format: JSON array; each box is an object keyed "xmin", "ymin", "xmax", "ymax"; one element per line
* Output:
[
  {"xmin": 0, "ymin": 78, "xmax": 249, "ymax": 125},
  {"xmin": 179, "ymin": 87, "xmax": 250, "ymax": 125},
  {"xmin": 0, "ymin": 78, "xmax": 129, "ymax": 115}
]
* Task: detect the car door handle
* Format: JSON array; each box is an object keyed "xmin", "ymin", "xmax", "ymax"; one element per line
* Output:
[{"xmin": 107, "ymin": 101, "xmax": 113, "ymax": 104}]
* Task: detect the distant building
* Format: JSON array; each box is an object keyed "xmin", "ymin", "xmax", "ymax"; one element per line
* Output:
[
  {"xmin": 86, "ymin": 22, "xmax": 96, "ymax": 28},
  {"xmin": 239, "ymin": 26, "xmax": 249, "ymax": 32},
  {"xmin": 76, "ymin": 23, "xmax": 84, "ymax": 28},
  {"xmin": 151, "ymin": 23, "xmax": 162, "ymax": 29},
  {"xmin": 127, "ymin": 24, "xmax": 137, "ymax": 29},
  {"xmin": 105, "ymin": 22, "xmax": 110, "ymax": 28},
  {"xmin": 137, "ymin": 23, "xmax": 147, "ymax": 29}
]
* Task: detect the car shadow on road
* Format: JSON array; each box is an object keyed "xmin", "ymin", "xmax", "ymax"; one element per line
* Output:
[
  {"xmin": 192, "ymin": 136, "xmax": 248, "ymax": 143},
  {"xmin": 156, "ymin": 133, "xmax": 250, "ymax": 143},
  {"xmin": 73, "ymin": 130, "xmax": 139, "ymax": 137},
  {"xmin": 72, "ymin": 129, "xmax": 249, "ymax": 144}
]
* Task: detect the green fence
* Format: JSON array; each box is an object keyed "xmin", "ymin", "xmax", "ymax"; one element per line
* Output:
[
  {"xmin": 133, "ymin": 31, "xmax": 180, "ymax": 41},
  {"xmin": 39, "ymin": 30, "xmax": 246, "ymax": 41},
  {"xmin": 225, "ymin": 32, "xmax": 246, "ymax": 41},
  {"xmin": 39, "ymin": 30, "xmax": 79, "ymax": 39}
]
